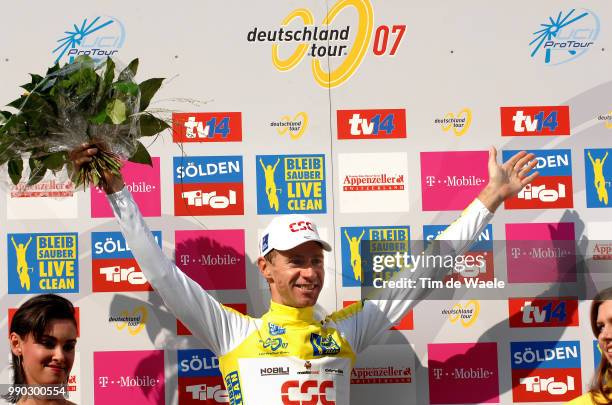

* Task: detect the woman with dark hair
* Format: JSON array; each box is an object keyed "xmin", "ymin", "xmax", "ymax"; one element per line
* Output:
[
  {"xmin": 567, "ymin": 287, "xmax": 612, "ymax": 404},
  {"xmin": 5, "ymin": 294, "xmax": 77, "ymax": 404}
]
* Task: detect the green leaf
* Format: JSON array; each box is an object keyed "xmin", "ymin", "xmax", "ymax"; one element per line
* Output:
[
  {"xmin": 119, "ymin": 58, "xmax": 139, "ymax": 81},
  {"xmin": 112, "ymin": 81, "xmax": 139, "ymax": 96},
  {"xmin": 106, "ymin": 99, "xmax": 127, "ymax": 124},
  {"xmin": 46, "ymin": 63, "xmax": 60, "ymax": 76},
  {"xmin": 89, "ymin": 109, "xmax": 108, "ymax": 125},
  {"xmin": 20, "ymin": 74, "xmax": 44, "ymax": 92},
  {"xmin": 102, "ymin": 58, "xmax": 116, "ymax": 90},
  {"xmin": 42, "ymin": 152, "xmax": 67, "ymax": 171},
  {"xmin": 139, "ymin": 113, "xmax": 170, "ymax": 137},
  {"xmin": 7, "ymin": 96, "xmax": 27, "ymax": 110},
  {"xmin": 128, "ymin": 141, "xmax": 152, "ymax": 166},
  {"xmin": 0, "ymin": 110, "xmax": 10, "ymax": 124},
  {"xmin": 27, "ymin": 157, "xmax": 46, "ymax": 186},
  {"xmin": 8, "ymin": 158, "xmax": 23, "ymax": 185},
  {"xmin": 93, "ymin": 58, "xmax": 115, "ymax": 111},
  {"xmin": 138, "ymin": 78, "xmax": 164, "ymax": 111}
]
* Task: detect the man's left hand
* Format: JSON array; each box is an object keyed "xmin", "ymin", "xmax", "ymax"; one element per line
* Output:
[{"xmin": 478, "ymin": 147, "xmax": 539, "ymax": 212}]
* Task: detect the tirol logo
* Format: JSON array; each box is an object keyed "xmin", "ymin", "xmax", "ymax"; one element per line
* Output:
[
  {"xmin": 175, "ymin": 229, "xmax": 246, "ymax": 290},
  {"xmin": 510, "ymin": 341, "xmax": 581, "ymax": 402},
  {"xmin": 172, "ymin": 112, "xmax": 242, "ymax": 143},
  {"xmin": 92, "ymin": 158, "xmax": 161, "ymax": 217},
  {"xmin": 109, "ymin": 306, "xmax": 148, "ymax": 336},
  {"xmin": 272, "ymin": 112, "xmax": 309, "ymax": 140},
  {"xmin": 92, "ymin": 231, "xmax": 160, "ymax": 292},
  {"xmin": 435, "ymin": 108, "xmax": 472, "ymax": 137},
  {"xmin": 344, "ymin": 300, "xmax": 413, "ymax": 331},
  {"xmin": 340, "ymin": 226, "xmax": 410, "ymax": 286},
  {"xmin": 424, "ymin": 224, "xmax": 493, "ymax": 283},
  {"xmin": 420, "ymin": 151, "xmax": 488, "ymax": 211},
  {"xmin": 530, "ymin": 9, "xmax": 600, "ymax": 65},
  {"xmin": 505, "ymin": 222, "xmax": 576, "ymax": 283},
  {"xmin": 428, "ymin": 342, "xmax": 499, "ymax": 404},
  {"xmin": 337, "ymin": 109, "xmax": 406, "ymax": 139},
  {"xmin": 500, "ymin": 106, "xmax": 570, "ymax": 136},
  {"xmin": 94, "ymin": 350, "xmax": 164, "ymax": 405},
  {"xmin": 178, "ymin": 349, "xmax": 229, "ymax": 404},
  {"xmin": 509, "ymin": 297, "xmax": 579, "ymax": 328},
  {"xmin": 8, "ymin": 233, "xmax": 78, "ymax": 294},
  {"xmin": 174, "ymin": 156, "xmax": 244, "ymax": 216},
  {"xmin": 310, "ymin": 333, "xmax": 340, "ymax": 356},
  {"xmin": 442, "ymin": 300, "xmax": 480, "ymax": 328},
  {"xmin": 178, "ymin": 303, "xmax": 246, "ymax": 335},
  {"xmin": 337, "ymin": 152, "xmax": 409, "ymax": 213},
  {"xmin": 585, "ymin": 148, "xmax": 611, "ymax": 208},
  {"xmin": 256, "ymin": 154, "xmax": 326, "ymax": 214},
  {"xmin": 503, "ymin": 149, "xmax": 573, "ymax": 209},
  {"xmin": 248, "ymin": 0, "xmax": 406, "ymax": 88},
  {"xmin": 53, "ymin": 16, "xmax": 126, "ymax": 64}
]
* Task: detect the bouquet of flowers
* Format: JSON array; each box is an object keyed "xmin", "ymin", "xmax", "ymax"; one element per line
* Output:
[{"xmin": 0, "ymin": 56, "xmax": 169, "ymax": 189}]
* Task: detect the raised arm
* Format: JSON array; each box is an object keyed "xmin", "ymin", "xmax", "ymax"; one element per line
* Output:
[
  {"xmin": 70, "ymin": 144, "xmax": 253, "ymax": 355},
  {"xmin": 332, "ymin": 147, "xmax": 539, "ymax": 352}
]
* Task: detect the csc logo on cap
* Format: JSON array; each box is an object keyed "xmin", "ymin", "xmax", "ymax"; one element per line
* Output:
[{"xmin": 289, "ymin": 221, "xmax": 314, "ymax": 232}]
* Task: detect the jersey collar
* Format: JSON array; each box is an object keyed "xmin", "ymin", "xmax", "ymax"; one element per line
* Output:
[{"xmin": 267, "ymin": 300, "xmax": 315, "ymax": 324}]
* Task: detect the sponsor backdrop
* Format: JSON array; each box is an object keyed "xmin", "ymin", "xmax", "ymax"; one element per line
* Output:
[{"xmin": 0, "ymin": 0, "xmax": 610, "ymax": 404}]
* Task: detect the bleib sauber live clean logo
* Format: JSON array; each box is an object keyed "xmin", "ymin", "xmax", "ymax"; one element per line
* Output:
[
  {"xmin": 8, "ymin": 233, "xmax": 78, "ymax": 294},
  {"xmin": 256, "ymin": 154, "xmax": 326, "ymax": 214}
]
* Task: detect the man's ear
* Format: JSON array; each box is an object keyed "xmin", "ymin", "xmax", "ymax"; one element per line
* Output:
[{"xmin": 257, "ymin": 257, "xmax": 273, "ymax": 283}]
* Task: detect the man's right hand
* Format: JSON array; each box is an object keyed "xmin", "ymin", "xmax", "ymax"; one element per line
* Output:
[{"xmin": 69, "ymin": 143, "xmax": 125, "ymax": 194}]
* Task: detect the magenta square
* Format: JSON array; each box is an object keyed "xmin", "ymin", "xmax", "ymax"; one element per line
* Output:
[
  {"xmin": 505, "ymin": 223, "xmax": 576, "ymax": 283},
  {"xmin": 91, "ymin": 158, "xmax": 161, "ymax": 217},
  {"xmin": 175, "ymin": 229, "xmax": 246, "ymax": 290},
  {"xmin": 94, "ymin": 350, "xmax": 165, "ymax": 404},
  {"xmin": 428, "ymin": 342, "xmax": 499, "ymax": 403},
  {"xmin": 421, "ymin": 151, "xmax": 489, "ymax": 211}
]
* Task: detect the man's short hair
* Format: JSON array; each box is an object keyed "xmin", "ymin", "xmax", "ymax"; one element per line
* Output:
[{"xmin": 264, "ymin": 249, "xmax": 277, "ymax": 263}]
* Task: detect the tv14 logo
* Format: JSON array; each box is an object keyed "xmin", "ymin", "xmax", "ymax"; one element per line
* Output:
[
  {"xmin": 91, "ymin": 232, "xmax": 160, "ymax": 292},
  {"xmin": 178, "ymin": 349, "xmax": 228, "ymax": 404},
  {"xmin": 337, "ymin": 109, "xmax": 406, "ymax": 139},
  {"xmin": 503, "ymin": 149, "xmax": 573, "ymax": 209},
  {"xmin": 511, "ymin": 340, "xmax": 581, "ymax": 402},
  {"xmin": 501, "ymin": 106, "xmax": 570, "ymax": 136},
  {"xmin": 508, "ymin": 298, "xmax": 579, "ymax": 328},
  {"xmin": 173, "ymin": 112, "xmax": 242, "ymax": 143}
]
